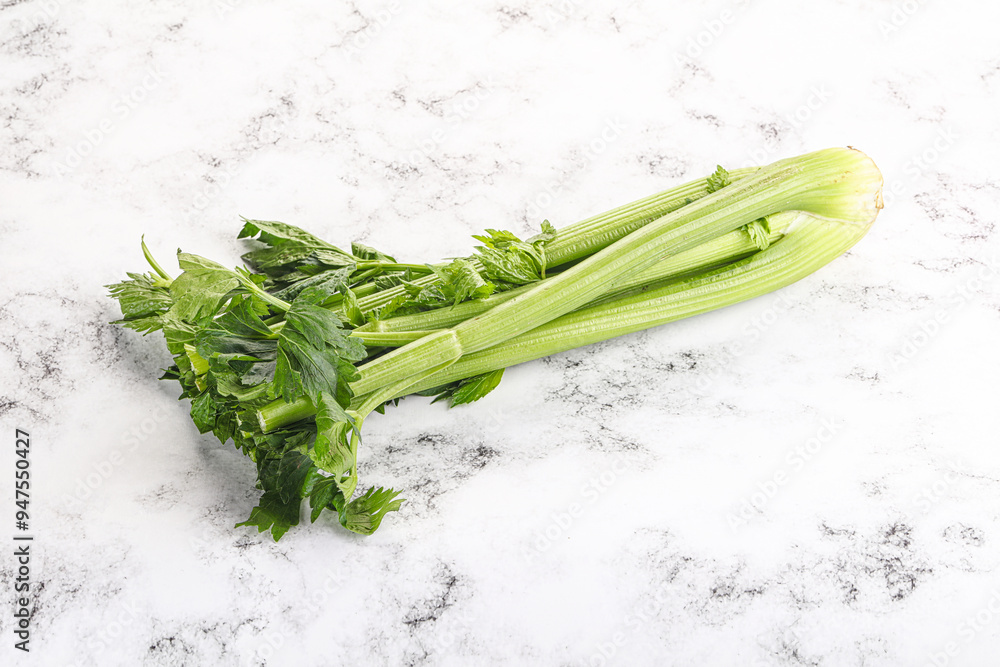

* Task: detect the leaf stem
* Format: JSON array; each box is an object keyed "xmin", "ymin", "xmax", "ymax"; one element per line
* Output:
[
  {"xmin": 355, "ymin": 262, "xmax": 434, "ymax": 273},
  {"xmin": 141, "ymin": 236, "xmax": 173, "ymax": 282}
]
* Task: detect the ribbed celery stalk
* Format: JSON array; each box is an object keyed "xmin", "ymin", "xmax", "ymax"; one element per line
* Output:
[
  {"xmin": 354, "ymin": 167, "xmax": 758, "ymax": 313},
  {"xmin": 354, "ymin": 149, "xmax": 879, "ymax": 388},
  {"xmin": 379, "ymin": 209, "xmax": 877, "ymax": 399},
  {"xmin": 256, "ymin": 148, "xmax": 881, "ymax": 432},
  {"xmin": 355, "ymin": 221, "xmax": 788, "ymax": 336},
  {"xmin": 351, "ymin": 330, "xmax": 437, "ymax": 346}
]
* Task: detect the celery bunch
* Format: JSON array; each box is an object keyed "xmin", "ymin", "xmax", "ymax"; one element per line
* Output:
[{"xmin": 108, "ymin": 147, "xmax": 883, "ymax": 539}]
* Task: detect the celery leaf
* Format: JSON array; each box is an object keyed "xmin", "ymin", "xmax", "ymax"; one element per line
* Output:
[
  {"xmin": 706, "ymin": 165, "xmax": 731, "ymax": 193},
  {"xmin": 338, "ymin": 487, "xmax": 404, "ymax": 535}
]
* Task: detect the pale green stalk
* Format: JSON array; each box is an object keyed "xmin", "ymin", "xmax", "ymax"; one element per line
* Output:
[
  {"xmin": 353, "ymin": 167, "xmax": 758, "ymax": 312},
  {"xmin": 356, "ymin": 222, "xmax": 788, "ymax": 336},
  {"xmin": 257, "ymin": 148, "xmax": 882, "ymax": 432},
  {"xmin": 355, "ymin": 148, "xmax": 881, "ymax": 390},
  {"xmin": 379, "ymin": 209, "xmax": 877, "ymax": 399}
]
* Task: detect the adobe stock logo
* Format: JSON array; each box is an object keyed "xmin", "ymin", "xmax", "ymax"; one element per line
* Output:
[
  {"xmin": 880, "ymin": 127, "xmax": 959, "ymax": 210},
  {"xmin": 742, "ymin": 86, "xmax": 833, "ymax": 168},
  {"xmin": 62, "ymin": 407, "xmax": 172, "ymax": 507},
  {"xmin": 888, "ymin": 254, "xmax": 998, "ymax": 372},
  {"xmin": 53, "ymin": 66, "xmax": 168, "ymax": 177},
  {"xmin": 524, "ymin": 117, "xmax": 627, "ymax": 222},
  {"xmin": 11, "ymin": 0, "xmax": 60, "ymax": 34},
  {"xmin": 727, "ymin": 417, "xmax": 842, "ymax": 531},
  {"xmin": 927, "ymin": 588, "xmax": 1000, "ymax": 666},
  {"xmin": 877, "ymin": 0, "xmax": 928, "ymax": 39},
  {"xmin": 341, "ymin": 2, "xmax": 403, "ymax": 58},
  {"xmin": 522, "ymin": 452, "xmax": 630, "ymax": 561},
  {"xmin": 673, "ymin": 0, "xmax": 755, "ymax": 68},
  {"xmin": 401, "ymin": 77, "xmax": 497, "ymax": 170}
]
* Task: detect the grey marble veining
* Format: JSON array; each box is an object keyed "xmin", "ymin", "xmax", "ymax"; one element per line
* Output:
[{"xmin": 1, "ymin": 0, "xmax": 999, "ymax": 665}]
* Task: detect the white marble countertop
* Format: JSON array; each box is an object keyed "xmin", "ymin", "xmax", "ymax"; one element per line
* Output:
[{"xmin": 2, "ymin": 0, "xmax": 999, "ymax": 665}]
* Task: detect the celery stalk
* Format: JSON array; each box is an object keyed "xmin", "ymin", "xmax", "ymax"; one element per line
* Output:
[
  {"xmin": 353, "ymin": 167, "xmax": 759, "ymax": 313},
  {"xmin": 257, "ymin": 148, "xmax": 882, "ymax": 432},
  {"xmin": 356, "ymin": 221, "xmax": 788, "ymax": 336},
  {"xmin": 384, "ymin": 209, "xmax": 876, "ymax": 399}
]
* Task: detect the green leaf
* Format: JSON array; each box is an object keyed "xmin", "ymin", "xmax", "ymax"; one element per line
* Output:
[
  {"xmin": 475, "ymin": 244, "xmax": 543, "ymax": 284},
  {"xmin": 706, "ymin": 165, "xmax": 731, "ymax": 193},
  {"xmin": 168, "ymin": 253, "xmax": 241, "ymax": 324},
  {"xmin": 193, "ymin": 295, "xmax": 277, "ymax": 365},
  {"xmin": 401, "ymin": 282, "xmax": 449, "ymax": 311},
  {"xmin": 272, "ymin": 267, "xmax": 353, "ymax": 303},
  {"xmin": 529, "ymin": 219, "xmax": 557, "ymax": 245},
  {"xmin": 414, "ymin": 383, "xmax": 454, "ymax": 401},
  {"xmin": 215, "ymin": 295, "xmax": 273, "ymax": 336},
  {"xmin": 235, "ymin": 490, "xmax": 301, "ymax": 541},
  {"xmin": 310, "ymin": 392, "xmax": 359, "ymax": 498},
  {"xmin": 106, "ymin": 272, "xmax": 173, "ymax": 333},
  {"xmin": 472, "ymin": 228, "xmax": 522, "ymax": 248},
  {"xmin": 273, "ymin": 298, "xmax": 366, "ymax": 404},
  {"xmin": 274, "ymin": 329, "xmax": 349, "ymax": 404},
  {"xmin": 430, "ymin": 258, "xmax": 495, "ymax": 306},
  {"xmin": 339, "ymin": 487, "xmax": 404, "ymax": 535},
  {"xmin": 373, "ymin": 273, "xmax": 406, "ymax": 291},
  {"xmin": 239, "ymin": 219, "xmax": 355, "ymax": 275},
  {"xmin": 365, "ymin": 293, "xmax": 411, "ymax": 324},
  {"xmin": 351, "ymin": 241, "xmax": 396, "ymax": 263},
  {"xmin": 195, "ymin": 328, "xmax": 277, "ymax": 362},
  {"xmin": 308, "ymin": 476, "xmax": 345, "ymax": 523},
  {"xmin": 253, "ymin": 428, "xmax": 316, "ymax": 461},
  {"xmin": 276, "ymin": 449, "xmax": 317, "ymax": 504},
  {"xmin": 285, "ymin": 300, "xmax": 351, "ymax": 350},
  {"xmin": 742, "ymin": 217, "xmax": 772, "ymax": 251},
  {"xmin": 340, "ymin": 286, "xmax": 366, "ymax": 327},
  {"xmin": 185, "ymin": 344, "xmax": 210, "ymax": 375},
  {"xmin": 212, "ymin": 410, "xmax": 237, "ymax": 444},
  {"xmin": 190, "ymin": 391, "xmax": 217, "ymax": 434},
  {"xmin": 419, "ymin": 368, "xmax": 505, "ymax": 407},
  {"xmin": 472, "ymin": 229, "xmax": 546, "ymax": 285},
  {"xmin": 450, "ymin": 369, "xmax": 504, "ymax": 405},
  {"xmin": 209, "ymin": 359, "xmax": 270, "ymax": 402},
  {"xmin": 162, "ymin": 319, "xmax": 197, "ymax": 356}
]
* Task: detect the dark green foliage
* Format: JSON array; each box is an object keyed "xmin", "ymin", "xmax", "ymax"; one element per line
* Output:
[
  {"xmin": 420, "ymin": 368, "xmax": 505, "ymax": 407},
  {"xmin": 105, "ymin": 272, "xmax": 173, "ymax": 333},
  {"xmin": 108, "ymin": 216, "xmax": 557, "ymax": 541}
]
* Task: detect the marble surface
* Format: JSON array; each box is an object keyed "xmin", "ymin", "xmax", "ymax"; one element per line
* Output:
[{"xmin": 2, "ymin": 0, "xmax": 999, "ymax": 665}]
